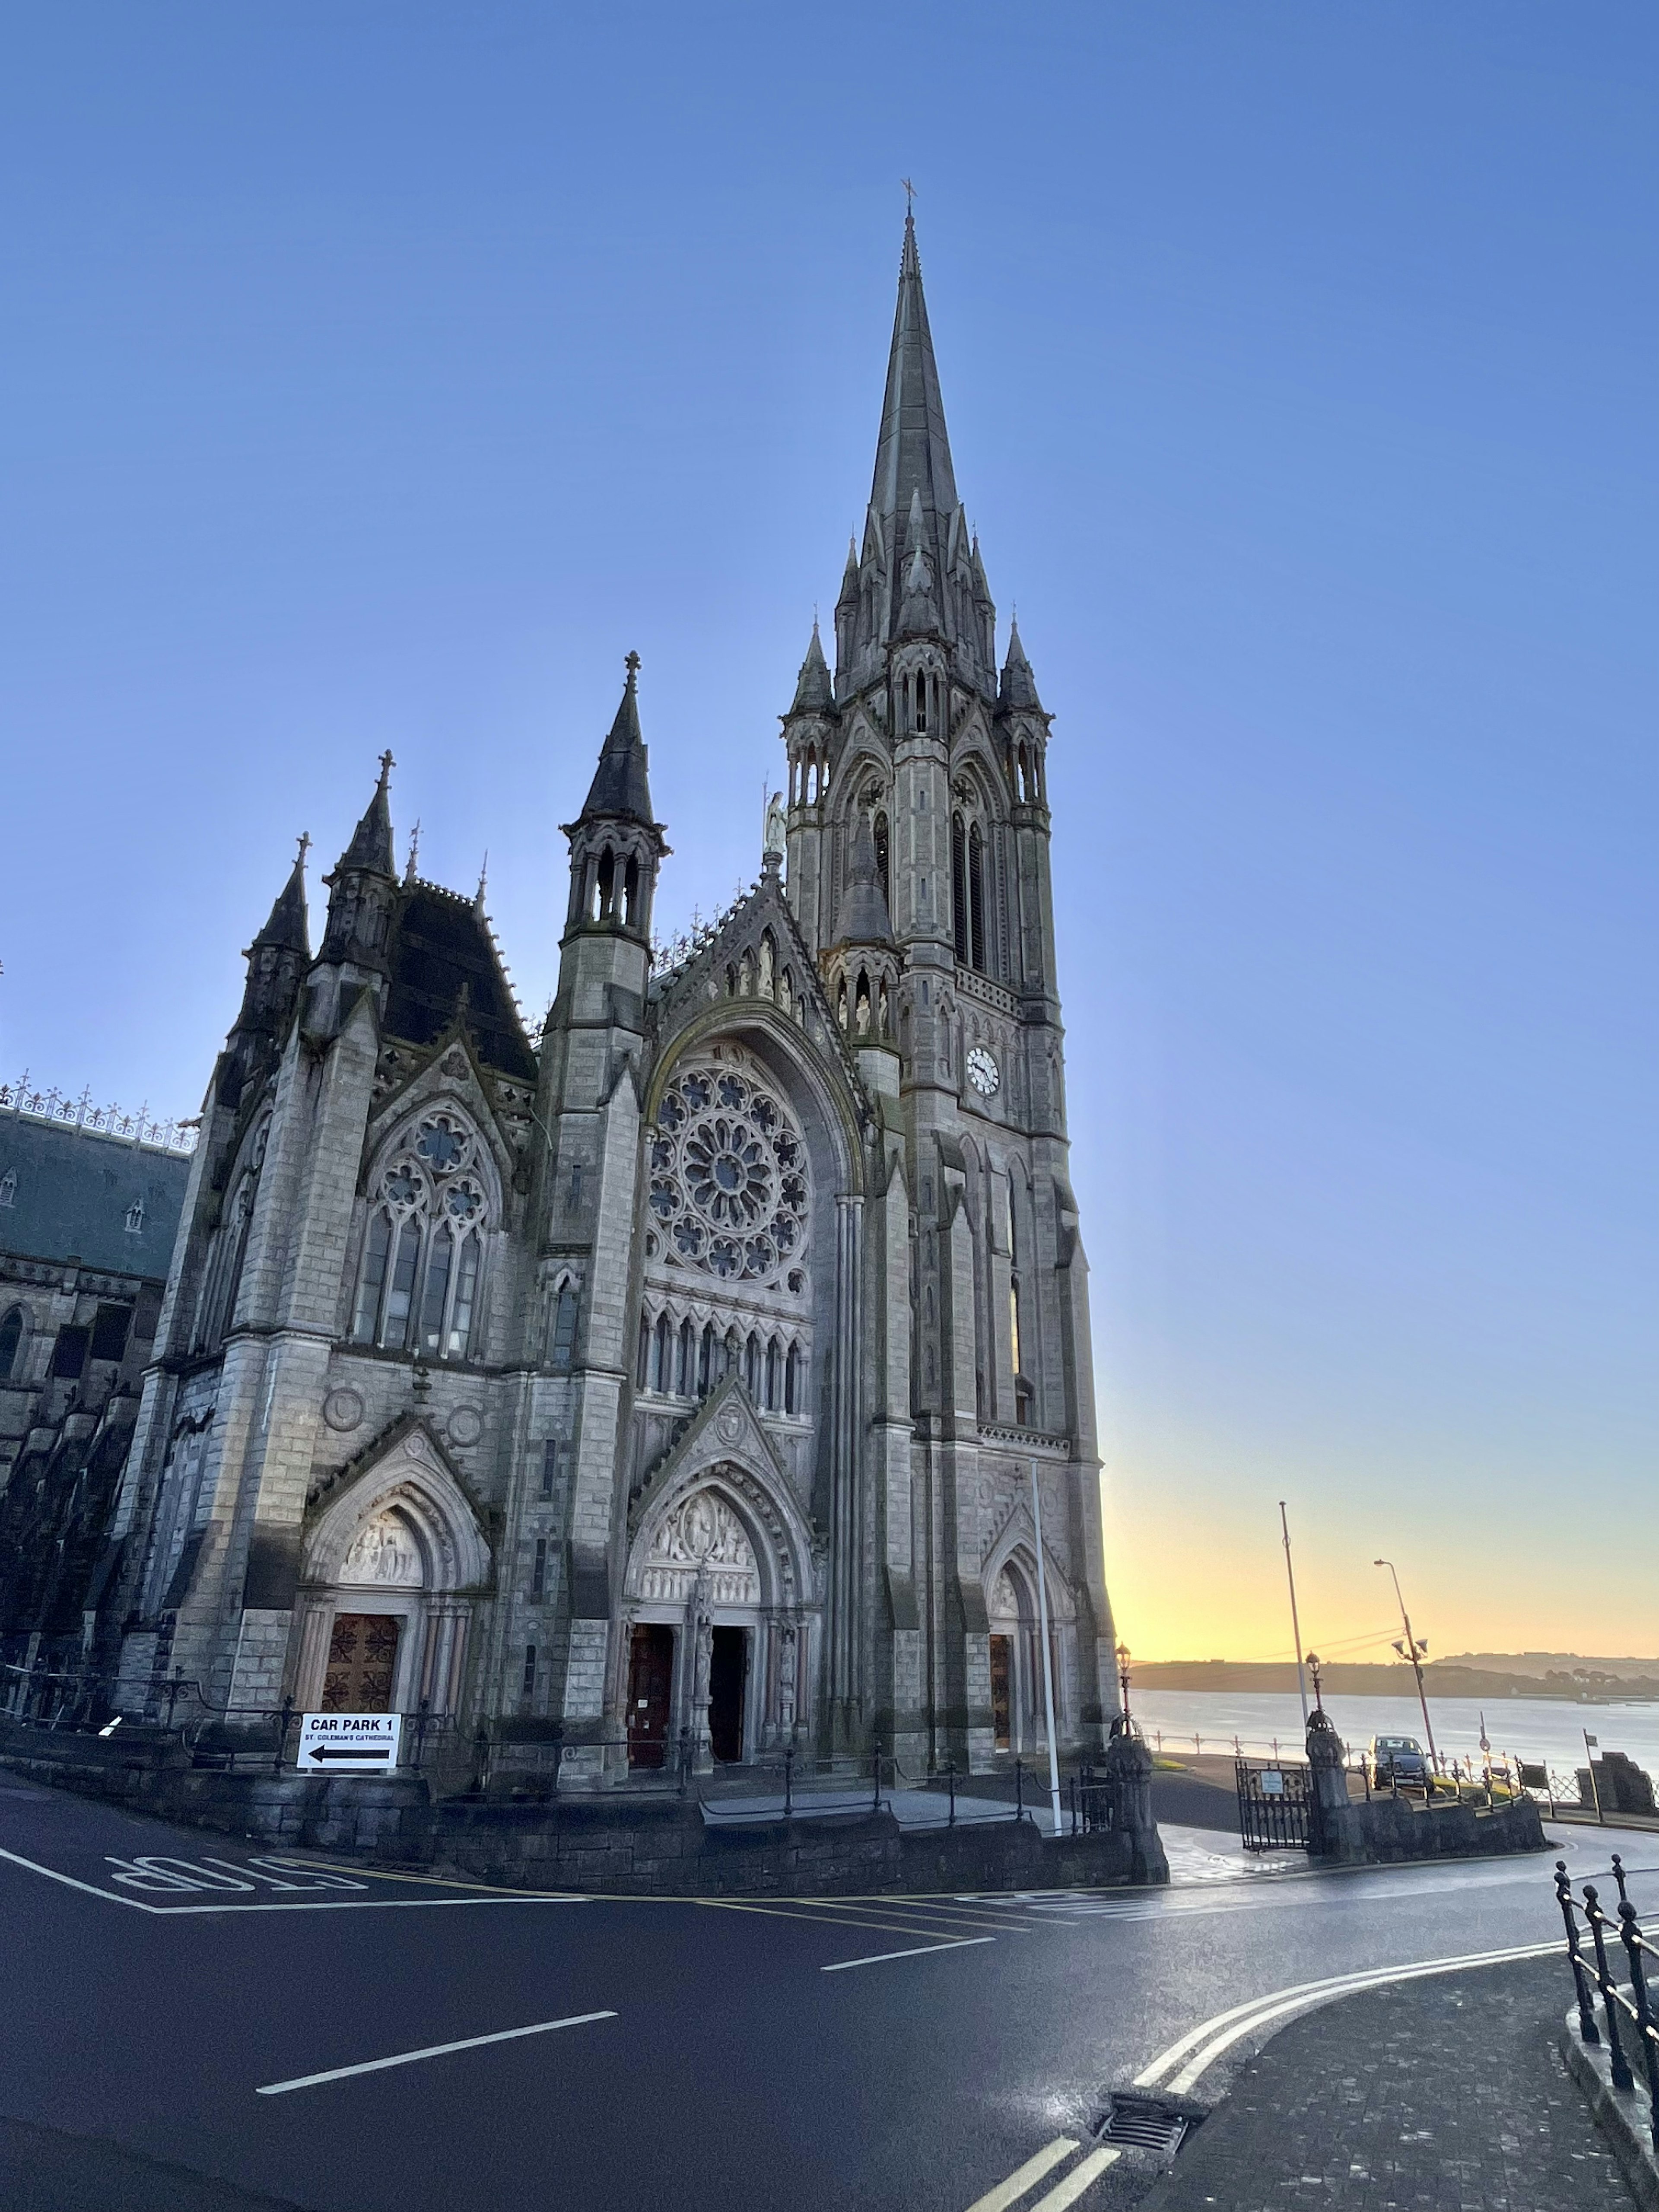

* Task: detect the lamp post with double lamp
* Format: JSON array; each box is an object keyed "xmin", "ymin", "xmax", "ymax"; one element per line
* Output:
[{"xmin": 1374, "ymin": 1558, "xmax": 1440, "ymax": 1781}]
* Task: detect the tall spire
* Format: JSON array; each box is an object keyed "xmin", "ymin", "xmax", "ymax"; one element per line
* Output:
[
  {"xmin": 843, "ymin": 214, "xmax": 992, "ymax": 685},
  {"xmin": 871, "ymin": 214, "xmax": 959, "ymax": 552},
  {"xmin": 578, "ymin": 652, "xmax": 655, "ymax": 826}
]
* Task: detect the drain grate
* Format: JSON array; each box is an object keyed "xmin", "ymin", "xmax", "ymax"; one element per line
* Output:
[{"xmin": 1095, "ymin": 2097, "xmax": 1190, "ymax": 2155}]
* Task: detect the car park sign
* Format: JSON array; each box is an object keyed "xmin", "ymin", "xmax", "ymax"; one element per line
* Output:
[{"xmin": 296, "ymin": 1712, "xmax": 401, "ymax": 1773}]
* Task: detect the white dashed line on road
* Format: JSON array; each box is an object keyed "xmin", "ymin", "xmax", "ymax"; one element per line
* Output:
[
  {"xmin": 821, "ymin": 1935, "xmax": 996, "ymax": 1971},
  {"xmin": 256, "ymin": 2010, "xmax": 619, "ymax": 2094}
]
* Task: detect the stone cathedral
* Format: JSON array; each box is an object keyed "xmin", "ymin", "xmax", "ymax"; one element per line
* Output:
[{"xmin": 110, "ymin": 219, "xmax": 1120, "ymax": 1779}]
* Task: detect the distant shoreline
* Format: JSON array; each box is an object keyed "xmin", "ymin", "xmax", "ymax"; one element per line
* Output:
[{"xmin": 1132, "ymin": 1660, "xmax": 1659, "ymax": 1703}]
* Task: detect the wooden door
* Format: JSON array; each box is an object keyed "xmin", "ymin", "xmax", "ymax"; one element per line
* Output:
[
  {"xmin": 989, "ymin": 1634, "xmax": 1012, "ymax": 1750},
  {"xmin": 322, "ymin": 1613, "xmax": 401, "ymax": 1712},
  {"xmin": 627, "ymin": 1624, "xmax": 674, "ymax": 1770}
]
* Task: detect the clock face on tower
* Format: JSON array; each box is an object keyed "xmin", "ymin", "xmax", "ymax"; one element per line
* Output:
[{"xmin": 966, "ymin": 1046, "xmax": 1000, "ymax": 1099}]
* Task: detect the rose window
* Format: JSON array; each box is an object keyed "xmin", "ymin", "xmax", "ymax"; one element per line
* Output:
[{"xmin": 650, "ymin": 1063, "xmax": 809, "ymax": 1288}]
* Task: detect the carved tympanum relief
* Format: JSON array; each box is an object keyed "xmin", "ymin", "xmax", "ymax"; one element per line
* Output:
[
  {"xmin": 342, "ymin": 1511, "xmax": 423, "ymax": 1587},
  {"xmin": 641, "ymin": 1489, "xmax": 759, "ymax": 1605}
]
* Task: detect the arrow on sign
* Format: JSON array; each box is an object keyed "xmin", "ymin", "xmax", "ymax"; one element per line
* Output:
[{"xmin": 308, "ymin": 1744, "xmax": 392, "ymax": 1763}]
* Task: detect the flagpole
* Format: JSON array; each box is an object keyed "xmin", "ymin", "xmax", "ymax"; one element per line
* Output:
[{"xmin": 1030, "ymin": 1461, "xmax": 1063, "ymax": 1837}]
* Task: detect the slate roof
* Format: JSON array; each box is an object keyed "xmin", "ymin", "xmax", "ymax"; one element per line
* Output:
[
  {"xmin": 382, "ymin": 884, "xmax": 539, "ymax": 1083},
  {"xmin": 0, "ymin": 1114, "xmax": 190, "ymax": 1279}
]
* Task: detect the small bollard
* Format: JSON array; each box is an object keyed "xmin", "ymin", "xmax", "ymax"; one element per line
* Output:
[
  {"xmin": 1014, "ymin": 1759, "xmax": 1024, "ymax": 1824},
  {"xmin": 947, "ymin": 1760, "xmax": 956, "ymax": 1827},
  {"xmin": 783, "ymin": 1745, "xmax": 794, "ymax": 1818}
]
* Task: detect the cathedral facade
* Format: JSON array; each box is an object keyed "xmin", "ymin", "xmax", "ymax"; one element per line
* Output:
[{"xmin": 109, "ymin": 219, "xmax": 1119, "ymax": 1778}]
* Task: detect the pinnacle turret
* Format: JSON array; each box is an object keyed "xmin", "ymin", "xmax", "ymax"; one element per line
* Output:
[
  {"xmin": 230, "ymin": 835, "xmax": 311, "ymax": 1067},
  {"xmin": 563, "ymin": 654, "xmax": 666, "ymax": 944},
  {"xmin": 339, "ymin": 751, "xmax": 397, "ymax": 877},
  {"xmin": 578, "ymin": 652, "xmax": 656, "ymax": 827},
  {"xmin": 790, "ymin": 622, "xmax": 835, "ymax": 713},
  {"xmin": 1000, "ymin": 617, "xmax": 1044, "ymax": 713},
  {"xmin": 251, "ymin": 835, "xmax": 311, "ymax": 957},
  {"xmin": 320, "ymin": 755, "xmax": 398, "ymax": 969}
]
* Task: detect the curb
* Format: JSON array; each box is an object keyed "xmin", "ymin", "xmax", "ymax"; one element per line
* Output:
[{"xmin": 1561, "ymin": 2003, "xmax": 1659, "ymax": 2212}]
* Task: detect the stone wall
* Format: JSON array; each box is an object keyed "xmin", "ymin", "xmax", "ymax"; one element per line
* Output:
[
  {"xmin": 1316, "ymin": 1789, "xmax": 1548, "ymax": 1863},
  {"xmin": 0, "ymin": 1720, "xmax": 1160, "ymax": 1896}
]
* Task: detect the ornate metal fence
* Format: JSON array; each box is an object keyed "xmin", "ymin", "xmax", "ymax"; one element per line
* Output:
[
  {"xmin": 1555, "ymin": 1854, "xmax": 1659, "ymax": 2152},
  {"xmin": 1236, "ymin": 1756, "xmax": 1316, "ymax": 1851}
]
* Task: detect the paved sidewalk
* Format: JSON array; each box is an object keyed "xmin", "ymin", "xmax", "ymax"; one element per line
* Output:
[{"xmin": 1141, "ymin": 1956, "xmax": 1633, "ymax": 2212}]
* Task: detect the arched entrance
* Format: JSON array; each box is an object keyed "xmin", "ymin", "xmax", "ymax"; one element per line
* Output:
[
  {"xmin": 619, "ymin": 1420, "xmax": 819, "ymax": 1771},
  {"xmin": 296, "ymin": 1421, "xmax": 490, "ymax": 1718},
  {"xmin": 986, "ymin": 1549, "xmax": 1067, "ymax": 1756}
]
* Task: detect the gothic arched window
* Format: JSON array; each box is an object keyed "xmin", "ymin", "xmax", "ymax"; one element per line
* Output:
[
  {"xmin": 968, "ymin": 822, "xmax": 986, "ymax": 973},
  {"xmin": 765, "ymin": 1335, "xmax": 781, "ymax": 1411},
  {"xmin": 0, "ymin": 1305, "xmax": 22, "ymax": 1379},
  {"xmin": 785, "ymin": 1340, "xmax": 802, "ymax": 1415},
  {"xmin": 873, "ymin": 810, "xmax": 890, "ymax": 915},
  {"xmin": 950, "ymin": 812, "xmax": 969, "ymax": 965},
  {"xmin": 351, "ymin": 1110, "xmax": 491, "ymax": 1360},
  {"xmin": 550, "ymin": 1284, "xmax": 580, "ymax": 1370}
]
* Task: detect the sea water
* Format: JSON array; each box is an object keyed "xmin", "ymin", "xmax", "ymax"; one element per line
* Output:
[{"xmin": 1131, "ymin": 1687, "xmax": 1659, "ymax": 1783}]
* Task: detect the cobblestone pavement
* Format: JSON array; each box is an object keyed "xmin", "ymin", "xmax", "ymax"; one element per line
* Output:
[{"xmin": 1141, "ymin": 1956, "xmax": 1634, "ymax": 2212}]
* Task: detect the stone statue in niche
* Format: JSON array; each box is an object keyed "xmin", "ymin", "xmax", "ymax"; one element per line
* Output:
[
  {"xmin": 778, "ymin": 1620, "xmax": 798, "ymax": 1733},
  {"xmin": 991, "ymin": 1567, "xmax": 1018, "ymax": 1620},
  {"xmin": 691, "ymin": 1565, "xmax": 714, "ymax": 1769},
  {"xmin": 763, "ymin": 790, "xmax": 788, "ymax": 860},
  {"xmin": 343, "ymin": 1511, "xmax": 421, "ymax": 1586}
]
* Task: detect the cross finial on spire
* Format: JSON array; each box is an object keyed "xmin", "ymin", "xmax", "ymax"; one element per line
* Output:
[
  {"xmin": 902, "ymin": 177, "xmax": 915, "ymax": 216},
  {"xmin": 624, "ymin": 649, "xmax": 641, "ymax": 686},
  {"xmin": 296, "ymin": 831, "xmax": 311, "ymax": 866},
  {"xmin": 377, "ymin": 749, "xmax": 395, "ymax": 783}
]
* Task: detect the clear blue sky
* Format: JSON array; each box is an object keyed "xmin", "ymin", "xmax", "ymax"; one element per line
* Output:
[{"xmin": 3, "ymin": 6, "xmax": 1653, "ymax": 1657}]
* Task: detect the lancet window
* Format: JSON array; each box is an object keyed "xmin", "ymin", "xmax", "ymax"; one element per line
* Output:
[{"xmin": 351, "ymin": 1111, "xmax": 490, "ymax": 1360}]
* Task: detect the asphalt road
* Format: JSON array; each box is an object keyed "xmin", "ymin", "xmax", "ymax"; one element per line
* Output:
[{"xmin": 0, "ymin": 1776, "xmax": 1646, "ymax": 2212}]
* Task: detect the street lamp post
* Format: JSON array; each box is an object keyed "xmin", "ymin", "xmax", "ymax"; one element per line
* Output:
[
  {"xmin": 1305, "ymin": 1649, "xmax": 1324, "ymax": 1711},
  {"xmin": 1374, "ymin": 1558, "xmax": 1439, "ymax": 1775}
]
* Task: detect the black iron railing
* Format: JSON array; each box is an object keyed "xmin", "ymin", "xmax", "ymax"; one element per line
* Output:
[{"xmin": 1555, "ymin": 1854, "xmax": 1659, "ymax": 2152}]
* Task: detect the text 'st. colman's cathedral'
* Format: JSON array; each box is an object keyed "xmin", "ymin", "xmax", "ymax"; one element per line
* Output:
[{"xmin": 111, "ymin": 219, "xmax": 1119, "ymax": 1776}]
